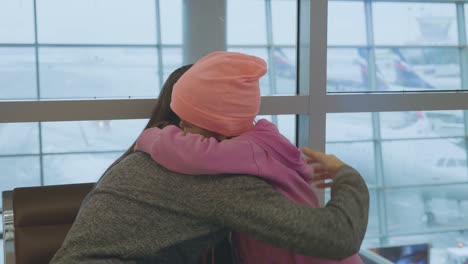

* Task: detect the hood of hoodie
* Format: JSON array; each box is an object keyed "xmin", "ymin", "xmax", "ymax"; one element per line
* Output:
[{"xmin": 243, "ymin": 119, "xmax": 312, "ymax": 183}]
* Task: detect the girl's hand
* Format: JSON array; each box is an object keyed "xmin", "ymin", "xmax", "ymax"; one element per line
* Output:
[{"xmin": 301, "ymin": 147, "xmax": 346, "ymax": 189}]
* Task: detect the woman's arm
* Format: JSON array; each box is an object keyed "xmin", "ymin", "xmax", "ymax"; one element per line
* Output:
[{"xmin": 202, "ymin": 165, "xmax": 369, "ymax": 260}]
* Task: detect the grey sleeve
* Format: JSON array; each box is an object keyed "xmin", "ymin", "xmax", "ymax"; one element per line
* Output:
[{"xmin": 207, "ymin": 165, "xmax": 369, "ymax": 260}]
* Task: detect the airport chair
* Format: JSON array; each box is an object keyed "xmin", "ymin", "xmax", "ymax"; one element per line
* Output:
[{"xmin": 2, "ymin": 183, "xmax": 95, "ymax": 264}]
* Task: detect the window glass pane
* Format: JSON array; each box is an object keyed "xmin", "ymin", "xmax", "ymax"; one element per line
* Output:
[
  {"xmin": 327, "ymin": 48, "xmax": 377, "ymax": 92},
  {"xmin": 39, "ymin": 48, "xmax": 160, "ymax": 99},
  {"xmin": 227, "ymin": 0, "xmax": 267, "ymax": 45},
  {"xmin": 367, "ymin": 191, "xmax": 380, "ymax": 238},
  {"xmin": 327, "ymin": 113, "xmax": 373, "ymax": 142},
  {"xmin": 162, "ymin": 47, "xmax": 183, "ymax": 82},
  {"xmin": 327, "ymin": 110, "xmax": 468, "ymax": 254},
  {"xmin": 160, "ymin": 0, "xmax": 182, "ymax": 44},
  {"xmin": 329, "ymin": 112, "xmax": 468, "ymax": 187},
  {"xmin": 373, "ymin": 3, "xmax": 458, "ymax": 46},
  {"xmin": 42, "ymin": 120, "xmax": 147, "ymax": 153},
  {"xmin": 0, "ymin": 123, "xmax": 39, "ymax": 155},
  {"xmin": 326, "ymin": 142, "xmax": 376, "ymax": 187},
  {"xmin": 328, "ymin": 1, "xmax": 366, "ymax": 46},
  {"xmin": 0, "ymin": 0, "xmax": 34, "ymax": 43},
  {"xmin": 375, "ymin": 48, "xmax": 461, "ymax": 91},
  {"xmin": 328, "ymin": 47, "xmax": 461, "ymax": 93},
  {"xmin": 385, "ymin": 184, "xmax": 468, "ymax": 235},
  {"xmin": 381, "ymin": 111, "xmax": 465, "ymax": 139},
  {"xmin": 43, "ymin": 153, "xmax": 120, "ymax": 185},
  {"xmin": 0, "ymin": 156, "xmax": 40, "ymax": 195},
  {"xmin": 0, "ymin": 119, "xmax": 148, "ymax": 193},
  {"xmin": 0, "ymin": 48, "xmax": 37, "ymax": 100},
  {"xmin": 271, "ymin": 0, "xmax": 297, "ymax": 45},
  {"xmin": 382, "ymin": 139, "xmax": 467, "ymax": 187},
  {"xmin": 227, "ymin": 47, "xmax": 271, "ymax": 95},
  {"xmin": 466, "ymin": 4, "xmax": 468, "ymax": 40},
  {"xmin": 272, "ymin": 47, "xmax": 296, "ymax": 95},
  {"xmin": 37, "ymin": 0, "xmax": 157, "ymax": 44}
]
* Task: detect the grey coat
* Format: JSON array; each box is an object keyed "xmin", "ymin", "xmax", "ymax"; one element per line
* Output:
[{"xmin": 50, "ymin": 152, "xmax": 369, "ymax": 263}]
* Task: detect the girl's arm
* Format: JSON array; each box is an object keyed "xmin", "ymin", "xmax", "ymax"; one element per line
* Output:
[{"xmin": 136, "ymin": 126, "xmax": 261, "ymax": 175}]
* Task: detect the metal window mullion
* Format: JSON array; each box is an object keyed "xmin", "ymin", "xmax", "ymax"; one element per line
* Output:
[
  {"xmin": 32, "ymin": 0, "xmax": 44, "ymax": 186},
  {"xmin": 298, "ymin": 0, "xmax": 328, "ymax": 205},
  {"xmin": 265, "ymin": 0, "xmax": 278, "ymax": 126},
  {"xmin": 328, "ymin": 134, "xmax": 467, "ymax": 144},
  {"xmin": 265, "ymin": 0, "xmax": 278, "ymax": 96},
  {"xmin": 365, "ymin": 0, "xmax": 389, "ymax": 246},
  {"xmin": 373, "ymin": 113, "xmax": 390, "ymax": 245},
  {"xmin": 323, "ymin": 92, "xmax": 468, "ymax": 113},
  {"xmin": 368, "ymin": 181, "xmax": 468, "ymax": 191},
  {"xmin": 307, "ymin": 0, "xmax": 328, "ymax": 152},
  {"xmin": 457, "ymin": 3, "xmax": 468, "ymax": 181},
  {"xmin": 457, "ymin": 2, "xmax": 467, "ymax": 91},
  {"xmin": 0, "ymin": 96, "xmax": 309, "ymax": 122},
  {"xmin": 297, "ymin": 0, "xmax": 328, "ymax": 157},
  {"xmin": 182, "ymin": 0, "xmax": 226, "ymax": 64},
  {"xmin": 155, "ymin": 0, "xmax": 164, "ymax": 89},
  {"xmin": 226, "ymin": 44, "xmax": 296, "ymax": 49},
  {"xmin": 38, "ymin": 150, "xmax": 124, "ymax": 157},
  {"xmin": 369, "ymin": 0, "xmax": 468, "ymax": 3},
  {"xmin": 366, "ymin": 226, "xmax": 468, "ymax": 241},
  {"xmin": 0, "ymin": 43, "xmax": 172, "ymax": 48},
  {"xmin": 327, "ymin": 44, "xmax": 461, "ymax": 49},
  {"xmin": 365, "ymin": 0, "xmax": 377, "ymax": 92},
  {"xmin": 458, "ymin": 3, "xmax": 467, "ymax": 46},
  {"xmin": 3, "ymin": 92, "xmax": 468, "ymax": 122}
]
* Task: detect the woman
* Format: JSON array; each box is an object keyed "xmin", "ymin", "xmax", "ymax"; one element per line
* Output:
[{"xmin": 50, "ymin": 65, "xmax": 369, "ymax": 264}]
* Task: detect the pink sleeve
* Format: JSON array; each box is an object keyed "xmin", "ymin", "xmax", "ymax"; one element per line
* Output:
[{"xmin": 136, "ymin": 126, "xmax": 262, "ymax": 175}]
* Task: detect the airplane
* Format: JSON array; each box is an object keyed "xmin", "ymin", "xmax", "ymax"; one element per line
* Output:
[
  {"xmin": 388, "ymin": 48, "xmax": 434, "ymax": 90},
  {"xmin": 327, "ymin": 112, "xmax": 468, "ymax": 227},
  {"xmin": 326, "ymin": 46, "xmax": 460, "ymax": 93}
]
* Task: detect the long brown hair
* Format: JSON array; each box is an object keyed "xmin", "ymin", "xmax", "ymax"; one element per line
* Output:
[{"xmin": 100, "ymin": 64, "xmax": 193, "ymax": 179}]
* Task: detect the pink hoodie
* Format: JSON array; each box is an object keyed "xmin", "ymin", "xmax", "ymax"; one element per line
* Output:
[{"xmin": 136, "ymin": 119, "xmax": 362, "ymax": 264}]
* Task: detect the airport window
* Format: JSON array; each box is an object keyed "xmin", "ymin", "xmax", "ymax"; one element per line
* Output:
[
  {"xmin": 0, "ymin": 0, "xmax": 185, "ymax": 249},
  {"xmin": 36, "ymin": 0, "xmax": 158, "ymax": 44},
  {"xmin": 328, "ymin": 1, "xmax": 466, "ymax": 92},
  {"xmin": 326, "ymin": 110, "xmax": 468, "ymax": 260},
  {"xmin": 0, "ymin": 0, "xmax": 183, "ymax": 101},
  {"xmin": 227, "ymin": 0, "xmax": 297, "ymax": 95},
  {"xmin": 0, "ymin": 115, "xmax": 295, "ymax": 209},
  {"xmin": 0, "ymin": 1, "xmax": 299, "ymax": 251},
  {"xmin": 325, "ymin": 0, "xmax": 468, "ymax": 259}
]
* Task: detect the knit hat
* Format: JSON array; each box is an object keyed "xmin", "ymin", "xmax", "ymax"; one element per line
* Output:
[{"xmin": 170, "ymin": 51, "xmax": 267, "ymax": 137}]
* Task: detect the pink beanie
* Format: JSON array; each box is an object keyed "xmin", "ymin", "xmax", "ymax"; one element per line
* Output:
[{"xmin": 170, "ymin": 51, "xmax": 267, "ymax": 137}]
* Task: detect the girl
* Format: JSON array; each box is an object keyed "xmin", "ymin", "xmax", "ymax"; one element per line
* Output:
[{"xmin": 135, "ymin": 51, "xmax": 363, "ymax": 264}]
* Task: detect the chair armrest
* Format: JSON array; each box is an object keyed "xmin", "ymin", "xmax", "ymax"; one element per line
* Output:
[{"xmin": 3, "ymin": 190, "xmax": 15, "ymax": 264}]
